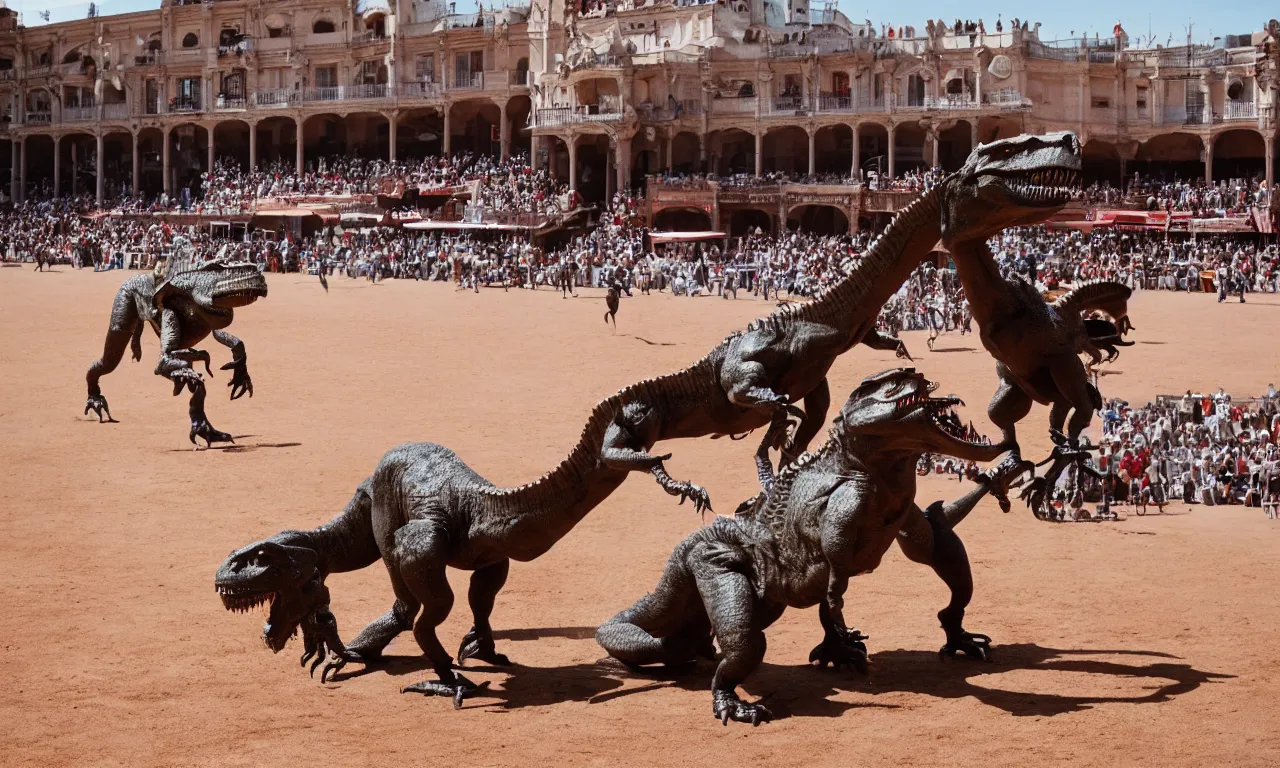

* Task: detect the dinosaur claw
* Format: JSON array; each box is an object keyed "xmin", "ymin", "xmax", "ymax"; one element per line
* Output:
[{"xmin": 713, "ymin": 690, "xmax": 772, "ymax": 726}]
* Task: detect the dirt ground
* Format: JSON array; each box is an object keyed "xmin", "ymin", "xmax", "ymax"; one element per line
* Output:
[{"xmin": 2, "ymin": 265, "xmax": 1279, "ymax": 767}]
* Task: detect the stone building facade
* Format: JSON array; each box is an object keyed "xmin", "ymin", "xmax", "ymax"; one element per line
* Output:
[{"xmin": 0, "ymin": 1, "xmax": 1276, "ymax": 230}]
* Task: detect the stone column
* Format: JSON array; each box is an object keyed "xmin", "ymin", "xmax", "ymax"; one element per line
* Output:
[
  {"xmin": 72, "ymin": 141, "xmax": 79, "ymax": 197},
  {"xmin": 530, "ymin": 135, "xmax": 541, "ymax": 171},
  {"xmin": 616, "ymin": 136, "xmax": 631, "ymax": 193},
  {"xmin": 295, "ymin": 117, "xmax": 304, "ymax": 175},
  {"xmin": 162, "ymin": 127, "xmax": 172, "ymax": 195},
  {"xmin": 887, "ymin": 123, "xmax": 896, "ymax": 178},
  {"xmin": 443, "ymin": 106, "xmax": 452, "ymax": 156},
  {"xmin": 389, "ymin": 115, "xmax": 398, "ymax": 163},
  {"xmin": 499, "ymin": 101, "xmax": 510, "ymax": 161},
  {"xmin": 664, "ymin": 133, "xmax": 674, "ymax": 172},
  {"xmin": 206, "ymin": 132, "xmax": 215, "ymax": 177},
  {"xmin": 19, "ymin": 138, "xmax": 26, "ymax": 202},
  {"xmin": 10, "ymin": 140, "xmax": 18, "ymax": 202},
  {"xmin": 249, "ymin": 123, "xmax": 257, "ymax": 172},
  {"xmin": 698, "ymin": 132, "xmax": 706, "ymax": 170},
  {"xmin": 930, "ymin": 130, "xmax": 940, "ymax": 168},
  {"xmin": 1204, "ymin": 139, "xmax": 1213, "ymax": 184},
  {"xmin": 808, "ymin": 129, "xmax": 816, "ymax": 176},
  {"xmin": 971, "ymin": 120, "xmax": 979, "ymax": 149},
  {"xmin": 1265, "ymin": 133, "xmax": 1274, "ymax": 188},
  {"xmin": 53, "ymin": 135, "xmax": 62, "ymax": 198},
  {"xmin": 851, "ymin": 123, "xmax": 861, "ymax": 178},
  {"xmin": 96, "ymin": 132, "xmax": 105, "ymax": 205},
  {"xmin": 568, "ymin": 136, "xmax": 577, "ymax": 191},
  {"xmin": 754, "ymin": 131, "xmax": 763, "ymax": 177},
  {"xmin": 132, "ymin": 132, "xmax": 141, "ymax": 196}
]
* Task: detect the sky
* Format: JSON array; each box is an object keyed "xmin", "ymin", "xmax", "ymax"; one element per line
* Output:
[{"xmin": 5, "ymin": 0, "xmax": 1273, "ymax": 45}]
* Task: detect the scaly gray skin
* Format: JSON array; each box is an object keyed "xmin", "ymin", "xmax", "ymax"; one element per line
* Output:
[
  {"xmin": 625, "ymin": 130, "xmax": 1088, "ymax": 491},
  {"xmin": 213, "ymin": 383, "xmax": 722, "ymax": 705},
  {"xmin": 596, "ymin": 369, "xmax": 1010, "ymax": 726},
  {"xmin": 85, "ymin": 251, "xmax": 267, "ymax": 446},
  {"xmin": 939, "ymin": 133, "xmax": 1133, "ymax": 518}
]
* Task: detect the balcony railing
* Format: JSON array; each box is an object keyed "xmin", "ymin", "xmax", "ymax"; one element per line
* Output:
[
  {"xmin": 25, "ymin": 111, "xmax": 52, "ymax": 124},
  {"xmin": 171, "ymin": 98, "xmax": 204, "ymax": 113},
  {"xmin": 304, "ymin": 87, "xmax": 343, "ymax": 102},
  {"xmin": 347, "ymin": 83, "xmax": 391, "ymax": 100},
  {"xmin": 712, "ymin": 96, "xmax": 757, "ymax": 114},
  {"xmin": 771, "ymin": 95, "xmax": 805, "ymax": 112},
  {"xmin": 454, "ymin": 71, "xmax": 484, "ymax": 90},
  {"xmin": 400, "ymin": 81, "xmax": 445, "ymax": 99},
  {"xmin": 1183, "ymin": 106, "xmax": 1206, "ymax": 125},
  {"xmin": 350, "ymin": 31, "xmax": 388, "ymax": 45},
  {"xmin": 532, "ymin": 106, "xmax": 624, "ymax": 127},
  {"xmin": 985, "ymin": 88, "xmax": 1031, "ymax": 110},
  {"xmin": 922, "ymin": 95, "xmax": 977, "ymax": 110},
  {"xmin": 103, "ymin": 103, "xmax": 130, "ymax": 120},
  {"xmin": 63, "ymin": 106, "xmax": 97, "ymax": 122},
  {"xmin": 1224, "ymin": 101, "xmax": 1256, "ymax": 121},
  {"xmin": 254, "ymin": 88, "xmax": 299, "ymax": 107},
  {"xmin": 215, "ymin": 96, "xmax": 248, "ymax": 111}
]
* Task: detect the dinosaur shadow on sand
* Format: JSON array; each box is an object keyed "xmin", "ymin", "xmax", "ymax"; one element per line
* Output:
[{"xmin": 325, "ymin": 634, "xmax": 1229, "ymax": 719}]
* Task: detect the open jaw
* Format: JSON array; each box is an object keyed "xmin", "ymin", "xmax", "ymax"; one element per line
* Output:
[
  {"xmin": 901, "ymin": 393, "xmax": 1003, "ymax": 460},
  {"xmin": 983, "ymin": 166, "xmax": 1083, "ymax": 207},
  {"xmin": 217, "ymin": 584, "xmax": 300, "ymax": 653}
]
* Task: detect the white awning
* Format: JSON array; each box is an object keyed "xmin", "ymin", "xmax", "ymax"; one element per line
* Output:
[{"xmin": 649, "ymin": 231, "xmax": 727, "ymax": 244}]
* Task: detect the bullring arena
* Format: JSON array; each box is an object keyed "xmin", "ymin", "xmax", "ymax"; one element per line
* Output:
[{"xmin": 3, "ymin": 269, "xmax": 1278, "ymax": 766}]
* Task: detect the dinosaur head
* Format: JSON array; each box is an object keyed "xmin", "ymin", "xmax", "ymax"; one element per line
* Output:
[
  {"xmin": 159, "ymin": 261, "xmax": 269, "ymax": 312},
  {"xmin": 836, "ymin": 368, "xmax": 1004, "ymax": 462},
  {"xmin": 941, "ymin": 131, "xmax": 1082, "ymax": 243},
  {"xmin": 214, "ymin": 534, "xmax": 327, "ymax": 653}
]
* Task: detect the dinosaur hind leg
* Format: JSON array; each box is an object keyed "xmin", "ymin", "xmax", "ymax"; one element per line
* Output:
[
  {"xmin": 457, "ymin": 559, "xmax": 514, "ymax": 667},
  {"xmin": 897, "ymin": 505, "xmax": 991, "ymax": 661},
  {"xmin": 693, "ymin": 558, "xmax": 772, "ymax": 726},
  {"xmin": 985, "ymin": 373, "xmax": 1036, "ymax": 511},
  {"xmin": 395, "ymin": 521, "xmax": 481, "ymax": 708},
  {"xmin": 86, "ymin": 327, "xmax": 133, "ymax": 422},
  {"xmin": 597, "ymin": 547, "xmax": 711, "ymax": 669}
]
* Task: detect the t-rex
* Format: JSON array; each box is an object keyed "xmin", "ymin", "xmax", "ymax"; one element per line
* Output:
[
  {"xmin": 84, "ymin": 240, "xmax": 268, "ymax": 446},
  {"xmin": 595, "ymin": 368, "xmax": 1013, "ymax": 725}
]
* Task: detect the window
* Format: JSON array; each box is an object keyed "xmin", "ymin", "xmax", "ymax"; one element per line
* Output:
[
  {"xmin": 176, "ymin": 77, "xmax": 201, "ymax": 109},
  {"xmin": 314, "ymin": 65, "xmax": 337, "ymax": 88},
  {"xmin": 1226, "ymin": 81, "xmax": 1244, "ymax": 100},
  {"xmin": 182, "ymin": 33, "xmax": 199, "ymax": 48},
  {"xmin": 737, "ymin": 82, "xmax": 754, "ymax": 97},
  {"xmin": 63, "ymin": 49, "xmax": 82, "ymax": 64},
  {"xmin": 312, "ymin": 18, "xmax": 336, "ymax": 34},
  {"xmin": 1136, "ymin": 86, "xmax": 1148, "ymax": 108},
  {"xmin": 221, "ymin": 71, "xmax": 246, "ymax": 99},
  {"xmin": 906, "ymin": 74, "xmax": 925, "ymax": 106},
  {"xmin": 415, "ymin": 54, "xmax": 435, "ymax": 81},
  {"xmin": 1092, "ymin": 97, "xmax": 1111, "ymax": 109},
  {"xmin": 945, "ymin": 77, "xmax": 964, "ymax": 95}
]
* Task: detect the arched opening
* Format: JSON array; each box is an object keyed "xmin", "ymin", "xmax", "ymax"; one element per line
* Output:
[
  {"xmin": 22, "ymin": 135, "xmax": 55, "ymax": 198},
  {"xmin": 738, "ymin": 82, "xmax": 755, "ymax": 98},
  {"xmin": 814, "ymin": 124, "xmax": 853, "ymax": 179},
  {"xmin": 1134, "ymin": 132, "xmax": 1204, "ymax": 180},
  {"xmin": 312, "ymin": 18, "xmax": 336, "ymax": 34},
  {"xmin": 727, "ymin": 208, "xmax": 774, "ymax": 236},
  {"xmin": 102, "ymin": 131, "xmax": 133, "ymax": 199},
  {"xmin": 62, "ymin": 46, "xmax": 84, "ymax": 65},
  {"xmin": 302, "ymin": 113, "xmax": 347, "ymax": 166},
  {"xmin": 515, "ymin": 57, "xmax": 530, "ymax": 85},
  {"xmin": 671, "ymin": 131, "xmax": 700, "ymax": 174},
  {"xmin": 448, "ymin": 99, "xmax": 502, "ymax": 156},
  {"xmin": 574, "ymin": 77, "xmax": 621, "ymax": 114},
  {"xmin": 543, "ymin": 135, "xmax": 570, "ymax": 183},
  {"xmin": 1212, "ymin": 129, "xmax": 1266, "ymax": 181},
  {"xmin": 255, "ymin": 116, "xmax": 298, "ymax": 170},
  {"xmin": 786, "ymin": 204, "xmax": 850, "ymax": 235},
  {"xmin": 630, "ymin": 130, "xmax": 660, "ymax": 185},
  {"xmin": 396, "ymin": 107, "xmax": 445, "ymax": 160},
  {"xmin": 893, "ymin": 122, "xmax": 927, "ymax": 174},
  {"xmin": 938, "ymin": 120, "xmax": 972, "ymax": 172},
  {"xmin": 1082, "ymin": 139, "xmax": 1122, "ymax": 186},
  {"xmin": 763, "ymin": 125, "xmax": 808, "ymax": 175},
  {"xmin": 57, "ymin": 133, "xmax": 97, "ymax": 196},
  {"xmin": 213, "ymin": 121, "xmax": 252, "ymax": 172},
  {"xmin": 856, "ymin": 122, "xmax": 889, "ymax": 175},
  {"xmin": 181, "ymin": 33, "xmax": 199, "ymax": 48},
  {"xmin": 709, "ymin": 128, "xmax": 754, "ymax": 176},
  {"xmin": 345, "ymin": 111, "xmax": 391, "ymax": 159},
  {"xmin": 136, "ymin": 126, "xmax": 165, "ymax": 197},
  {"xmin": 574, "ymin": 134, "xmax": 611, "ymax": 204},
  {"xmin": 653, "ymin": 206, "xmax": 713, "ymax": 232},
  {"xmin": 169, "ymin": 123, "xmax": 210, "ymax": 199},
  {"xmin": 975, "ymin": 115, "xmax": 1024, "ymax": 145},
  {"xmin": 505, "ymin": 95, "xmax": 533, "ymax": 159}
]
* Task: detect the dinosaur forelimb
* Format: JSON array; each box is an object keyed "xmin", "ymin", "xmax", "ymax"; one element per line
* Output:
[
  {"xmin": 650, "ymin": 464, "xmax": 713, "ymax": 514},
  {"xmin": 213, "ymin": 330, "xmax": 253, "ymax": 400}
]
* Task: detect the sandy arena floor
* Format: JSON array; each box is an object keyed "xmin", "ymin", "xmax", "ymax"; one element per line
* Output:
[{"xmin": 2, "ymin": 266, "xmax": 1279, "ymax": 766}]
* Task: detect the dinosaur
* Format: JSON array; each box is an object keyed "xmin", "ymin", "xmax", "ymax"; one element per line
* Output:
[
  {"xmin": 84, "ymin": 239, "xmax": 267, "ymax": 446},
  {"xmin": 604, "ymin": 280, "xmax": 620, "ymax": 331},
  {"xmin": 570, "ymin": 131, "xmax": 1077, "ymax": 482},
  {"xmin": 596, "ymin": 368, "xmax": 1013, "ymax": 725}
]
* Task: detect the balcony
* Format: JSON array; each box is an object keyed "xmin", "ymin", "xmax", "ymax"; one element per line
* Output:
[
  {"xmin": 1224, "ymin": 101, "xmax": 1256, "ymax": 121},
  {"xmin": 532, "ymin": 106, "xmax": 624, "ymax": 128},
  {"xmin": 254, "ymin": 88, "xmax": 299, "ymax": 107},
  {"xmin": 771, "ymin": 95, "xmax": 806, "ymax": 113},
  {"xmin": 922, "ymin": 96, "xmax": 978, "ymax": 110},
  {"xmin": 985, "ymin": 88, "xmax": 1031, "ymax": 111},
  {"xmin": 350, "ymin": 31, "xmax": 388, "ymax": 46},
  {"xmin": 711, "ymin": 96, "xmax": 757, "ymax": 115},
  {"xmin": 63, "ymin": 106, "xmax": 97, "ymax": 122},
  {"xmin": 103, "ymin": 103, "xmax": 130, "ymax": 121},
  {"xmin": 171, "ymin": 98, "xmax": 204, "ymax": 114},
  {"xmin": 215, "ymin": 96, "xmax": 248, "ymax": 111},
  {"xmin": 453, "ymin": 71, "xmax": 484, "ymax": 90},
  {"xmin": 26, "ymin": 111, "xmax": 53, "ymax": 125},
  {"xmin": 302, "ymin": 84, "xmax": 392, "ymax": 103},
  {"xmin": 400, "ymin": 81, "xmax": 445, "ymax": 99}
]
